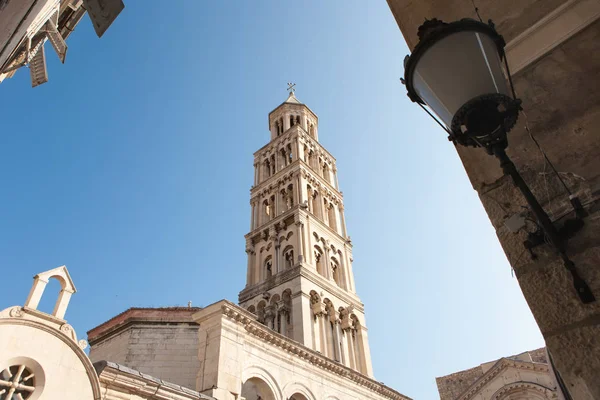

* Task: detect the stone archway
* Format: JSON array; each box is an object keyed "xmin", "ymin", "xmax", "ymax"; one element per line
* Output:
[
  {"xmin": 491, "ymin": 382, "xmax": 555, "ymax": 400},
  {"xmin": 289, "ymin": 394, "xmax": 309, "ymax": 400},
  {"xmin": 241, "ymin": 377, "xmax": 277, "ymax": 400}
]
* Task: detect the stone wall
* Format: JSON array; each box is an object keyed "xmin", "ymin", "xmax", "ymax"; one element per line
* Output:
[
  {"xmin": 88, "ymin": 307, "xmax": 202, "ymax": 390},
  {"xmin": 386, "ymin": 1, "xmax": 600, "ymax": 397},
  {"xmin": 436, "ymin": 366, "xmax": 483, "ymax": 400}
]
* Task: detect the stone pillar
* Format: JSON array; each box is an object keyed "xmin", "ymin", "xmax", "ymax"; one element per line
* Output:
[
  {"xmin": 274, "ymin": 244, "xmax": 280, "ymax": 274},
  {"xmin": 315, "ymin": 192, "xmax": 323, "ymax": 220},
  {"xmin": 256, "ymin": 250, "xmax": 263, "ymax": 284},
  {"xmin": 333, "ymin": 167, "xmax": 340, "ymax": 190},
  {"xmin": 297, "ymin": 175, "xmax": 304, "ymax": 204},
  {"xmin": 254, "ymin": 201, "xmax": 259, "ymax": 229},
  {"xmin": 344, "ymin": 245, "xmax": 355, "ymax": 292},
  {"xmin": 277, "ymin": 301, "xmax": 288, "ymax": 337},
  {"xmin": 322, "ymin": 200, "xmax": 329, "ymax": 226},
  {"xmin": 312, "ymin": 316, "xmax": 321, "ymax": 352},
  {"xmin": 295, "ymin": 221, "xmax": 305, "ymax": 263},
  {"xmin": 323, "ymin": 241, "xmax": 331, "ymax": 280},
  {"xmin": 283, "ymin": 113, "xmax": 289, "ymax": 131},
  {"xmin": 339, "ymin": 205, "xmax": 348, "ymax": 237},
  {"xmin": 332, "ymin": 319, "xmax": 343, "ymax": 362},
  {"xmin": 320, "ymin": 316, "xmax": 329, "ymax": 356},
  {"xmin": 52, "ymin": 289, "xmax": 74, "ymax": 319},
  {"xmin": 24, "ymin": 277, "xmax": 48, "ymax": 310},
  {"xmin": 245, "ymin": 248, "xmax": 254, "ymax": 286},
  {"xmin": 293, "ymin": 292, "xmax": 313, "ymax": 347},
  {"xmin": 265, "ymin": 305, "xmax": 275, "ymax": 330},
  {"xmin": 346, "ymin": 330, "xmax": 356, "ymax": 369},
  {"xmin": 297, "ymin": 140, "xmax": 305, "ymax": 163},
  {"xmin": 359, "ymin": 326, "xmax": 374, "ymax": 377}
]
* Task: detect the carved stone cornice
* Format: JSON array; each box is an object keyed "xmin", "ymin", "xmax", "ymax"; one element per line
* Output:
[
  {"xmin": 239, "ymin": 265, "xmax": 303, "ymax": 303},
  {"xmin": 219, "ymin": 302, "xmax": 411, "ymax": 400},
  {"xmin": 245, "ymin": 207, "xmax": 299, "ymax": 237},
  {"xmin": 254, "ymin": 129, "xmax": 300, "ymax": 158},
  {"xmin": 457, "ymin": 358, "xmax": 553, "ymax": 400}
]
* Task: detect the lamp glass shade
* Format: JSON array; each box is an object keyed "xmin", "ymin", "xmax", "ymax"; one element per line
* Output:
[{"xmin": 410, "ymin": 30, "xmax": 510, "ymax": 129}]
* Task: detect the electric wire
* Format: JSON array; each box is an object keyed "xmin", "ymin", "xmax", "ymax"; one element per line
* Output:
[
  {"xmin": 522, "ymin": 110, "xmax": 573, "ymax": 196},
  {"xmin": 470, "ymin": 0, "xmax": 483, "ymax": 22}
]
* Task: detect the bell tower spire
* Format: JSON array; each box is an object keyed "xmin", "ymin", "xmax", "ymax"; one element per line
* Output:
[{"xmin": 239, "ymin": 89, "xmax": 374, "ymax": 377}]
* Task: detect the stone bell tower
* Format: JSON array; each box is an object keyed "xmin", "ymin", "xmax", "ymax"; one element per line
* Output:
[{"xmin": 238, "ymin": 87, "xmax": 374, "ymax": 376}]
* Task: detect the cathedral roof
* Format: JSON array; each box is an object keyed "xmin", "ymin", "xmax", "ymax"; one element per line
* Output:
[
  {"xmin": 87, "ymin": 306, "xmax": 202, "ymax": 345},
  {"xmin": 94, "ymin": 361, "xmax": 216, "ymax": 399}
]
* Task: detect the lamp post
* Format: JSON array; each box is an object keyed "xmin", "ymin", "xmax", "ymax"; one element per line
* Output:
[{"xmin": 401, "ymin": 18, "xmax": 594, "ymax": 304}]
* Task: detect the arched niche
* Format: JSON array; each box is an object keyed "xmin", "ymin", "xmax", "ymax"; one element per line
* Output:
[
  {"xmin": 241, "ymin": 366, "xmax": 282, "ymax": 400},
  {"xmin": 283, "ymin": 381, "xmax": 316, "ymax": 400}
]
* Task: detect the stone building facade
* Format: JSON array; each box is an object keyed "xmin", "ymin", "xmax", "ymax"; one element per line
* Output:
[
  {"xmin": 0, "ymin": 92, "xmax": 411, "ymax": 400},
  {"xmin": 436, "ymin": 348, "xmax": 563, "ymax": 400},
  {"xmin": 86, "ymin": 91, "xmax": 409, "ymax": 400},
  {"xmin": 386, "ymin": 0, "xmax": 600, "ymax": 398},
  {"xmin": 0, "ymin": 0, "xmax": 123, "ymax": 87}
]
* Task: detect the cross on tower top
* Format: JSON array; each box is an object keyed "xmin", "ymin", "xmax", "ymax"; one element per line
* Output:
[{"xmin": 287, "ymin": 82, "xmax": 296, "ymax": 94}]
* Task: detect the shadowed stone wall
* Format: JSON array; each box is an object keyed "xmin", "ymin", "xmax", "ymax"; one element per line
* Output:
[{"xmin": 387, "ymin": 1, "xmax": 600, "ymax": 398}]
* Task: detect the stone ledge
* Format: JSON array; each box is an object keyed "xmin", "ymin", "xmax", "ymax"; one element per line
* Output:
[{"xmin": 88, "ymin": 307, "xmax": 202, "ymax": 346}]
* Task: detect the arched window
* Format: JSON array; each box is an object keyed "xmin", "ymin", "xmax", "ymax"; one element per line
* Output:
[
  {"xmin": 287, "ymin": 144, "xmax": 293, "ymax": 164},
  {"xmin": 283, "ymin": 246, "xmax": 294, "ymax": 269},
  {"xmin": 264, "ymin": 159, "xmax": 271, "ymax": 178},
  {"xmin": 290, "ymin": 115, "xmax": 295, "ymax": 127},
  {"xmin": 295, "ymin": 115, "xmax": 301, "ymax": 125},
  {"xmin": 241, "ymin": 377, "xmax": 276, "ymax": 400},
  {"xmin": 286, "ymin": 184, "xmax": 294, "ymax": 209},
  {"xmin": 257, "ymin": 301, "xmax": 266, "ymax": 324},
  {"xmin": 323, "ymin": 299, "xmax": 340, "ymax": 361},
  {"xmin": 323, "ymin": 164, "xmax": 330, "ymax": 183},
  {"xmin": 310, "ymin": 191, "xmax": 319, "ymax": 218},
  {"xmin": 263, "ymin": 199, "xmax": 271, "ymax": 221},
  {"xmin": 349, "ymin": 314, "xmax": 366, "ymax": 373},
  {"xmin": 280, "ymin": 289, "xmax": 293, "ymax": 337},
  {"xmin": 264, "ymin": 257, "xmax": 273, "ymax": 280},
  {"xmin": 247, "ymin": 305, "xmax": 256, "ymax": 315},
  {"xmin": 314, "ymin": 246, "xmax": 324, "ymax": 276},
  {"xmin": 328, "ymin": 204, "xmax": 337, "ymax": 231},
  {"xmin": 270, "ymin": 154, "xmax": 276, "ymax": 175},
  {"xmin": 331, "ymin": 257, "xmax": 341, "ymax": 286}
]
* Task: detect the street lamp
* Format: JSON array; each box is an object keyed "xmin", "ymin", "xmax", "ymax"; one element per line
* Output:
[{"xmin": 402, "ymin": 18, "xmax": 595, "ymax": 303}]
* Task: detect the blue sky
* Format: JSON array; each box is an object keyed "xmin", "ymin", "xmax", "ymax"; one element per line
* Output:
[{"xmin": 0, "ymin": 1, "xmax": 544, "ymax": 398}]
